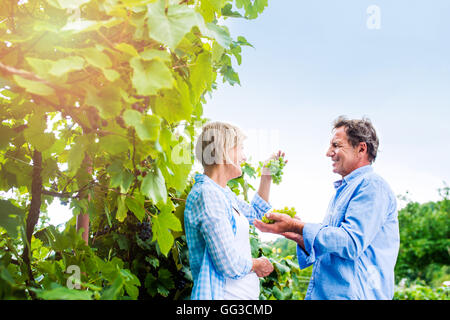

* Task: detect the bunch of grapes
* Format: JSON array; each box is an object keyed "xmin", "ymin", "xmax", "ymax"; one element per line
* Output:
[
  {"xmin": 115, "ymin": 116, "xmax": 126, "ymax": 128},
  {"xmin": 175, "ymin": 270, "xmax": 187, "ymax": 290},
  {"xmin": 261, "ymin": 206, "xmax": 296, "ymax": 224},
  {"xmin": 93, "ymin": 224, "xmax": 118, "ymax": 237},
  {"xmin": 137, "ymin": 221, "xmax": 152, "ymax": 241},
  {"xmin": 131, "ymin": 102, "xmax": 146, "ymax": 113},
  {"xmin": 264, "ymin": 156, "xmax": 286, "ymax": 185},
  {"xmin": 135, "ymin": 159, "xmax": 152, "ymax": 177}
]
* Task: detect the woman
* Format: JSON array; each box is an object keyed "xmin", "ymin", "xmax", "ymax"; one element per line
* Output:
[{"xmin": 184, "ymin": 121, "xmax": 285, "ymax": 300}]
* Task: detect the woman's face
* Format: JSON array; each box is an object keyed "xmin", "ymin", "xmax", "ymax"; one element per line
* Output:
[{"xmin": 226, "ymin": 143, "xmax": 247, "ymax": 179}]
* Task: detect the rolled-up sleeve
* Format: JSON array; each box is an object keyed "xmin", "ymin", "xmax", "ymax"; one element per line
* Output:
[
  {"xmin": 301, "ymin": 179, "xmax": 390, "ymax": 263},
  {"xmin": 196, "ymin": 188, "xmax": 253, "ymax": 279},
  {"xmin": 297, "ymin": 244, "xmax": 314, "ymax": 270},
  {"xmin": 296, "ymin": 222, "xmax": 324, "ymax": 267}
]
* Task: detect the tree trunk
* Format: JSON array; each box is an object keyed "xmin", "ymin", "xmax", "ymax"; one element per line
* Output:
[
  {"xmin": 22, "ymin": 150, "xmax": 42, "ymax": 299},
  {"xmin": 76, "ymin": 153, "xmax": 93, "ymax": 245}
]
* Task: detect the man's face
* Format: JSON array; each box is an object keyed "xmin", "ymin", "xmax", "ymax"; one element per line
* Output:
[{"xmin": 326, "ymin": 126, "xmax": 361, "ymax": 177}]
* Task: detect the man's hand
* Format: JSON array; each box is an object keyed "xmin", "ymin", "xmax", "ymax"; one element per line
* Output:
[
  {"xmin": 253, "ymin": 212, "xmax": 304, "ymax": 235},
  {"xmin": 282, "ymin": 232, "xmax": 304, "ymax": 246},
  {"xmin": 251, "ymin": 257, "xmax": 274, "ymax": 277}
]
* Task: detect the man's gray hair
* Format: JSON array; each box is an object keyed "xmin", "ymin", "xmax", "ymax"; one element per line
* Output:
[{"xmin": 333, "ymin": 116, "xmax": 379, "ymax": 163}]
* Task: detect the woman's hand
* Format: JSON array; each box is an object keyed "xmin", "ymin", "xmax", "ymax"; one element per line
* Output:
[
  {"xmin": 257, "ymin": 150, "xmax": 286, "ymax": 201},
  {"xmin": 251, "ymin": 257, "xmax": 274, "ymax": 277},
  {"xmin": 261, "ymin": 150, "xmax": 287, "ymax": 176}
]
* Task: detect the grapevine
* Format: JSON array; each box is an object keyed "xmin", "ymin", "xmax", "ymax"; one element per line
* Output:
[{"xmin": 0, "ymin": 0, "xmax": 270, "ymax": 300}]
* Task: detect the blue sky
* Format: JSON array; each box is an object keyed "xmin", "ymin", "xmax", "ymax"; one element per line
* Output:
[
  {"xmin": 203, "ymin": 0, "xmax": 450, "ymax": 239},
  {"xmin": 48, "ymin": 1, "xmax": 450, "ymax": 240}
]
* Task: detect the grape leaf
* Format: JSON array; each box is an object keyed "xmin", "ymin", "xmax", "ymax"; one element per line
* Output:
[
  {"xmin": 115, "ymin": 43, "xmax": 139, "ymax": 57},
  {"xmin": 68, "ymin": 135, "xmax": 89, "ymax": 174},
  {"xmin": 116, "ymin": 195, "xmax": 127, "ymax": 222},
  {"xmin": 140, "ymin": 49, "xmax": 171, "ymax": 62},
  {"xmin": 141, "ymin": 168, "xmax": 166, "ymax": 204},
  {"xmin": 146, "ymin": 0, "xmax": 202, "ymax": 50},
  {"xmin": 130, "ymin": 57, "xmax": 173, "ymax": 96},
  {"xmin": 190, "ymin": 51, "xmax": 213, "ymax": 103},
  {"xmin": 100, "ymin": 276, "xmax": 124, "ymax": 300},
  {"xmin": 120, "ymin": 268, "xmax": 141, "ymax": 299},
  {"xmin": 106, "ymin": 160, "xmax": 133, "ymax": 193},
  {"xmin": 151, "ymin": 201, "xmax": 181, "ymax": 256},
  {"xmin": 98, "ymin": 135, "xmax": 129, "ymax": 155},
  {"xmin": 125, "ymin": 197, "xmax": 145, "ymax": 222},
  {"xmin": 85, "ymin": 85, "xmax": 123, "ymax": 119},
  {"xmin": 102, "ymin": 69, "xmax": 120, "ymax": 82},
  {"xmin": 153, "ymin": 81, "xmax": 192, "ymax": 124},
  {"xmin": 205, "ymin": 23, "xmax": 232, "ymax": 48},
  {"xmin": 48, "ymin": 56, "xmax": 85, "ymax": 77},
  {"xmin": 23, "ymin": 112, "xmax": 56, "ymax": 152},
  {"xmin": 12, "ymin": 75, "xmax": 55, "ymax": 96},
  {"xmin": 78, "ymin": 48, "xmax": 112, "ymax": 69},
  {"xmin": 123, "ymin": 109, "xmax": 161, "ymax": 141},
  {"xmin": 34, "ymin": 286, "xmax": 94, "ymax": 300},
  {"xmin": 0, "ymin": 199, "xmax": 25, "ymax": 239},
  {"xmin": 0, "ymin": 125, "xmax": 15, "ymax": 149}
]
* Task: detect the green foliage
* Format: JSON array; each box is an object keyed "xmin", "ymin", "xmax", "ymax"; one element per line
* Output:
[
  {"xmin": 0, "ymin": 0, "xmax": 268, "ymax": 299},
  {"xmin": 394, "ymin": 281, "xmax": 449, "ymax": 300},
  {"xmin": 251, "ymin": 231, "xmax": 312, "ymax": 300},
  {"xmin": 395, "ymin": 185, "xmax": 450, "ymax": 285},
  {"xmin": 0, "ymin": 223, "xmax": 142, "ymax": 300},
  {"xmin": 3, "ymin": 0, "xmax": 446, "ymax": 301}
]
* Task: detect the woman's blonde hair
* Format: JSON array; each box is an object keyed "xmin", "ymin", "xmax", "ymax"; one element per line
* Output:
[{"xmin": 195, "ymin": 121, "xmax": 246, "ymax": 168}]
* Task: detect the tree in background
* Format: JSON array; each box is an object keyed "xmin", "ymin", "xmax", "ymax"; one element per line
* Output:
[
  {"xmin": 395, "ymin": 185, "xmax": 450, "ymax": 288},
  {"xmin": 0, "ymin": 0, "xmax": 269, "ymax": 300}
]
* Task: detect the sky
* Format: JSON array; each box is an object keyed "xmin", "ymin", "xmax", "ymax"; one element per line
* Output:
[
  {"xmin": 48, "ymin": 0, "xmax": 450, "ymax": 241},
  {"xmin": 201, "ymin": 0, "xmax": 450, "ymax": 240}
]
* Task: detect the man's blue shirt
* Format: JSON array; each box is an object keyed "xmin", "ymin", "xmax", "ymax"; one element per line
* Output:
[{"xmin": 297, "ymin": 165, "xmax": 400, "ymax": 299}]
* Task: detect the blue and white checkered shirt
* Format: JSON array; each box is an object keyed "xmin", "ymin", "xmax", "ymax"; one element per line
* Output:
[{"xmin": 184, "ymin": 173, "xmax": 272, "ymax": 300}]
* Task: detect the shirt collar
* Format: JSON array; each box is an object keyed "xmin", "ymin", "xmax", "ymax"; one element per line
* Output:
[
  {"xmin": 194, "ymin": 173, "xmax": 229, "ymax": 192},
  {"xmin": 333, "ymin": 165, "xmax": 373, "ymax": 189}
]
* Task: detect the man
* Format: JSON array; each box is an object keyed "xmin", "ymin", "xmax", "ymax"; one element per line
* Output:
[{"xmin": 254, "ymin": 116, "xmax": 400, "ymax": 300}]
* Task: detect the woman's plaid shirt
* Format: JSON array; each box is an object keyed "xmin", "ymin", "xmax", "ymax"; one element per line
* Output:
[{"xmin": 184, "ymin": 173, "xmax": 272, "ymax": 300}]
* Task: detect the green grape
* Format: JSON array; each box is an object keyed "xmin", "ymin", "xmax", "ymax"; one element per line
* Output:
[
  {"xmin": 264, "ymin": 156, "xmax": 286, "ymax": 185},
  {"xmin": 261, "ymin": 206, "xmax": 296, "ymax": 224}
]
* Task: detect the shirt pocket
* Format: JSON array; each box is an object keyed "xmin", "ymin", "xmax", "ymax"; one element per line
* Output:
[{"xmin": 330, "ymin": 202, "xmax": 349, "ymax": 226}]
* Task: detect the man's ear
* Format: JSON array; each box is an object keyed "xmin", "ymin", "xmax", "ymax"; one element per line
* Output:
[
  {"xmin": 359, "ymin": 142, "xmax": 367, "ymax": 156},
  {"xmin": 358, "ymin": 142, "xmax": 369, "ymax": 160}
]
